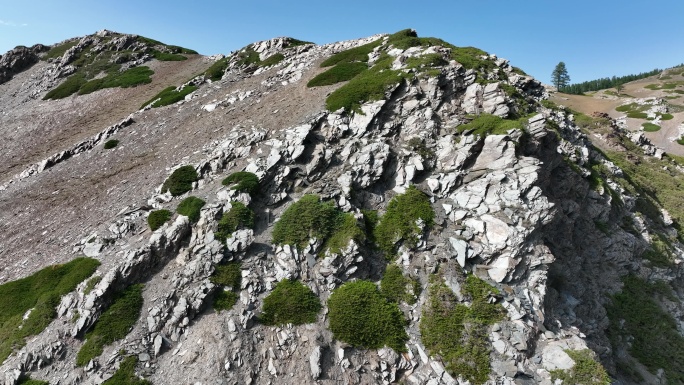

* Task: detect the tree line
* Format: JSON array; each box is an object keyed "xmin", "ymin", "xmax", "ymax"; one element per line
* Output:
[{"xmin": 558, "ymin": 68, "xmax": 662, "ymax": 94}]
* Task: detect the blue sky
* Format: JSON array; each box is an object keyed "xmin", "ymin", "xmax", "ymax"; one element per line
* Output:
[{"xmin": 1, "ymin": 0, "xmax": 683, "ymax": 84}]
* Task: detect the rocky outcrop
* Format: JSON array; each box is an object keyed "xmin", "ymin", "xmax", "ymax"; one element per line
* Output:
[{"xmin": 0, "ymin": 44, "xmax": 47, "ymax": 84}]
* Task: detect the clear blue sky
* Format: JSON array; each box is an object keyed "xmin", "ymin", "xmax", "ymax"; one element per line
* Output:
[{"xmin": 1, "ymin": 0, "xmax": 683, "ymax": 85}]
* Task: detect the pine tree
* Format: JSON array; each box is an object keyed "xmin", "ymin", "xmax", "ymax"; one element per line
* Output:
[{"xmin": 551, "ymin": 62, "xmax": 571, "ymax": 89}]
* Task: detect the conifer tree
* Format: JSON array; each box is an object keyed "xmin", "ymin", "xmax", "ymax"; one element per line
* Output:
[{"xmin": 551, "ymin": 62, "xmax": 571, "ymax": 89}]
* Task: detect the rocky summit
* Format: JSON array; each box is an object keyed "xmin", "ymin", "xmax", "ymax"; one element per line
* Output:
[{"xmin": 1, "ymin": 28, "xmax": 683, "ymax": 385}]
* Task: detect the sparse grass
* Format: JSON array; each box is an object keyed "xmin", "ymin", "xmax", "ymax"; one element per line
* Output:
[
  {"xmin": 420, "ymin": 275, "xmax": 505, "ymax": 385},
  {"xmin": 550, "ymin": 350, "xmax": 611, "ymax": 385},
  {"xmin": 0, "ymin": 257, "xmax": 100, "ymax": 363},
  {"xmin": 76, "ymin": 284, "xmax": 144, "ymax": 366},
  {"xmin": 204, "ymin": 57, "xmax": 229, "ymax": 81},
  {"xmin": 222, "ymin": 171, "xmax": 259, "ymax": 196},
  {"xmin": 642, "ymin": 122, "xmax": 661, "ymax": 132},
  {"xmin": 607, "ymin": 275, "xmax": 684, "ymax": 384},
  {"xmin": 176, "ymin": 196, "xmax": 205, "ymax": 223},
  {"xmin": 43, "ymin": 73, "xmax": 87, "ymax": 99},
  {"xmin": 211, "ymin": 262, "xmax": 241, "ymax": 312},
  {"xmin": 77, "ymin": 66, "xmax": 154, "ymax": 95},
  {"xmin": 456, "ymin": 114, "xmax": 525, "ymax": 136},
  {"xmin": 104, "ymin": 139, "xmax": 119, "ymax": 149},
  {"xmin": 380, "ymin": 264, "xmax": 418, "ymax": 304},
  {"xmin": 374, "ymin": 186, "xmax": 435, "ymax": 257},
  {"xmin": 307, "ymin": 62, "xmax": 369, "ymax": 87},
  {"xmin": 645, "ymin": 82, "xmax": 684, "ymax": 90},
  {"xmin": 44, "ymin": 40, "xmax": 78, "ymax": 60},
  {"xmin": 17, "ymin": 377, "xmax": 49, "ymax": 385},
  {"xmin": 147, "ymin": 209, "xmax": 171, "ymax": 231},
  {"xmin": 260, "ymin": 279, "xmax": 321, "ymax": 325},
  {"xmin": 236, "ymin": 47, "xmax": 261, "ymax": 67},
  {"xmin": 215, "ymin": 202, "xmax": 254, "ymax": 242},
  {"xmin": 151, "ymin": 50, "xmax": 186, "ymax": 61},
  {"xmin": 101, "ymin": 356, "xmax": 151, "ymax": 385},
  {"xmin": 140, "ymin": 85, "xmax": 198, "ymax": 109},
  {"xmin": 161, "ymin": 165, "xmax": 198, "ymax": 196},
  {"xmin": 320, "ymin": 39, "xmax": 382, "ymax": 67},
  {"xmin": 84, "ymin": 276, "xmax": 102, "ymax": 295},
  {"xmin": 328, "ymin": 280, "xmax": 408, "ymax": 352},
  {"xmin": 259, "ymin": 53, "xmax": 285, "ymax": 67}
]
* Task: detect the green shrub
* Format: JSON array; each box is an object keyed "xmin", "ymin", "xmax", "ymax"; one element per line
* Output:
[
  {"xmin": 456, "ymin": 114, "xmax": 524, "ymax": 136},
  {"xmin": 204, "ymin": 57, "xmax": 229, "ymax": 81},
  {"xmin": 147, "ymin": 209, "xmax": 171, "ymax": 231},
  {"xmin": 78, "ymin": 66, "xmax": 154, "ymax": 95},
  {"xmin": 84, "ymin": 276, "xmax": 102, "ymax": 295},
  {"xmin": 627, "ymin": 111, "xmax": 648, "ymax": 119},
  {"xmin": 259, "ymin": 53, "xmax": 285, "ymax": 67},
  {"xmin": 211, "ymin": 262, "xmax": 241, "ymax": 311},
  {"xmin": 101, "ymin": 356, "xmax": 151, "ymax": 385},
  {"xmin": 380, "ymin": 264, "xmax": 418, "ymax": 304},
  {"xmin": 141, "ymin": 85, "xmax": 198, "ymax": 109},
  {"xmin": 161, "ymin": 165, "xmax": 198, "ymax": 196},
  {"xmin": 642, "ymin": 122, "xmax": 661, "ymax": 132},
  {"xmin": 152, "ymin": 50, "xmax": 187, "ymax": 61},
  {"xmin": 260, "ymin": 279, "xmax": 321, "ymax": 325},
  {"xmin": 325, "ymin": 212, "xmax": 366, "ymax": 255},
  {"xmin": 660, "ymin": 113, "xmax": 674, "ymax": 120},
  {"xmin": 550, "ymin": 350, "xmax": 611, "ymax": 385},
  {"xmin": 236, "ymin": 47, "xmax": 261, "ymax": 67},
  {"xmin": 215, "ymin": 202, "xmax": 255, "ymax": 242},
  {"xmin": 76, "ymin": 284, "xmax": 144, "ymax": 366},
  {"xmin": 43, "ymin": 73, "xmax": 87, "ymax": 100},
  {"xmin": 17, "ymin": 378, "xmax": 49, "ymax": 385},
  {"xmin": 307, "ymin": 62, "xmax": 368, "ymax": 87},
  {"xmin": 420, "ymin": 276, "xmax": 505, "ymax": 384},
  {"xmin": 44, "ymin": 40, "xmax": 78, "ymax": 60},
  {"xmin": 374, "ymin": 186, "xmax": 434, "ymax": 256},
  {"xmin": 325, "ymin": 65, "xmax": 405, "ymax": 112},
  {"xmin": 0, "ymin": 257, "xmax": 100, "ymax": 362},
  {"xmin": 320, "ymin": 39, "xmax": 382, "ymax": 67},
  {"xmin": 222, "ymin": 171, "xmax": 259, "ymax": 195},
  {"xmin": 176, "ymin": 196, "xmax": 205, "ymax": 223},
  {"xmin": 328, "ymin": 280, "xmax": 408, "ymax": 352},
  {"xmin": 104, "ymin": 139, "xmax": 119, "ymax": 149}
]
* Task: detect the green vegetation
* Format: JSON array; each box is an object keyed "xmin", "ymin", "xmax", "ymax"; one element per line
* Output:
[
  {"xmin": 642, "ymin": 122, "xmax": 661, "ymax": 132},
  {"xmin": 645, "ymin": 81, "xmax": 684, "ymax": 90},
  {"xmin": 260, "ymin": 53, "xmax": 285, "ymax": 67},
  {"xmin": 456, "ymin": 114, "xmax": 526, "ymax": 137},
  {"xmin": 44, "ymin": 40, "xmax": 78, "ymax": 60},
  {"xmin": 550, "ymin": 350, "xmax": 611, "ymax": 385},
  {"xmin": 307, "ymin": 62, "xmax": 369, "ymax": 87},
  {"xmin": 406, "ymin": 137, "xmax": 435, "ymax": 159},
  {"xmin": 271, "ymin": 195, "xmax": 365, "ymax": 254},
  {"xmin": 204, "ymin": 57, "xmax": 229, "ymax": 81},
  {"xmin": 380, "ymin": 264, "xmax": 418, "ymax": 304},
  {"xmin": 235, "ymin": 47, "xmax": 261, "ymax": 67},
  {"xmin": 551, "ymin": 62, "xmax": 571, "ymax": 89},
  {"xmin": 80, "ymin": 66, "xmax": 154, "ymax": 95},
  {"xmin": 210, "ymin": 262, "xmax": 241, "ymax": 311},
  {"xmin": 141, "ymin": 85, "xmax": 198, "ymax": 109},
  {"xmin": 161, "ymin": 165, "xmax": 198, "ymax": 196},
  {"xmin": 260, "ymin": 279, "xmax": 321, "ymax": 325},
  {"xmin": 661, "ymin": 113, "xmax": 674, "ymax": 120},
  {"xmin": 101, "ymin": 356, "xmax": 151, "ymax": 385},
  {"xmin": 84, "ymin": 276, "xmax": 102, "ymax": 295},
  {"xmin": 559, "ymin": 68, "xmax": 661, "ymax": 94},
  {"xmin": 176, "ymin": 196, "xmax": 205, "ymax": 223},
  {"xmin": 328, "ymin": 280, "xmax": 408, "ymax": 351},
  {"xmin": 147, "ymin": 209, "xmax": 171, "ymax": 231},
  {"xmin": 151, "ymin": 50, "xmax": 186, "ymax": 61},
  {"xmin": 0, "ymin": 257, "xmax": 100, "ymax": 362},
  {"xmin": 43, "ymin": 74, "xmax": 87, "ymax": 99},
  {"xmin": 76, "ymin": 284, "xmax": 144, "ymax": 366},
  {"xmin": 607, "ymin": 275, "xmax": 684, "ymax": 384},
  {"xmin": 104, "ymin": 139, "xmax": 119, "ymax": 149},
  {"xmin": 320, "ymin": 39, "xmax": 382, "ymax": 67},
  {"xmin": 374, "ymin": 186, "xmax": 434, "ymax": 256},
  {"xmin": 215, "ymin": 202, "xmax": 255, "ymax": 242},
  {"xmin": 222, "ymin": 171, "xmax": 259, "ymax": 195},
  {"xmin": 325, "ymin": 65, "xmax": 405, "ymax": 112},
  {"xmin": 17, "ymin": 378, "xmax": 49, "ymax": 385},
  {"xmin": 420, "ymin": 276, "xmax": 505, "ymax": 384}
]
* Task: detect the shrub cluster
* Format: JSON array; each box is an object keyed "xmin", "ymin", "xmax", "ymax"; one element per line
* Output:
[
  {"xmin": 141, "ymin": 85, "xmax": 198, "ymax": 109},
  {"xmin": 259, "ymin": 53, "xmax": 285, "ymax": 67},
  {"xmin": 215, "ymin": 202, "xmax": 255, "ymax": 242},
  {"xmin": 101, "ymin": 356, "xmax": 151, "ymax": 385},
  {"xmin": 205, "ymin": 57, "xmax": 229, "ymax": 81},
  {"xmin": 147, "ymin": 209, "xmax": 171, "ymax": 231},
  {"xmin": 151, "ymin": 50, "xmax": 187, "ymax": 61},
  {"xmin": 222, "ymin": 171, "xmax": 259, "ymax": 195},
  {"xmin": 161, "ymin": 165, "xmax": 198, "ymax": 196},
  {"xmin": 211, "ymin": 262, "xmax": 242, "ymax": 311},
  {"xmin": 307, "ymin": 62, "xmax": 368, "ymax": 87},
  {"xmin": 176, "ymin": 196, "xmax": 205, "ymax": 223},
  {"xmin": 380, "ymin": 264, "xmax": 419, "ymax": 304},
  {"xmin": 456, "ymin": 114, "xmax": 525, "ymax": 136},
  {"xmin": 77, "ymin": 66, "xmax": 154, "ymax": 96},
  {"xmin": 103, "ymin": 139, "xmax": 119, "ymax": 149},
  {"xmin": 17, "ymin": 378, "xmax": 49, "ymax": 385},
  {"xmin": 550, "ymin": 350, "xmax": 611, "ymax": 385},
  {"xmin": 374, "ymin": 186, "xmax": 434, "ymax": 256},
  {"xmin": 420, "ymin": 275, "xmax": 505, "ymax": 384},
  {"xmin": 260, "ymin": 279, "xmax": 321, "ymax": 325},
  {"xmin": 76, "ymin": 284, "xmax": 144, "ymax": 366},
  {"xmin": 328, "ymin": 280, "xmax": 408, "ymax": 352},
  {"xmin": 0, "ymin": 257, "xmax": 100, "ymax": 362}
]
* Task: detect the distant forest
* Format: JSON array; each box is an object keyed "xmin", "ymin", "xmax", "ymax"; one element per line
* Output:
[{"xmin": 559, "ymin": 68, "xmax": 663, "ymax": 94}]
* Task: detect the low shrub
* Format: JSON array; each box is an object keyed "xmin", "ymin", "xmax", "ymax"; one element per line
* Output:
[
  {"xmin": 147, "ymin": 209, "xmax": 171, "ymax": 231},
  {"xmin": 259, "ymin": 53, "xmax": 285, "ymax": 67},
  {"xmin": 43, "ymin": 73, "xmax": 87, "ymax": 99},
  {"xmin": 222, "ymin": 171, "xmax": 259, "ymax": 195},
  {"xmin": 152, "ymin": 50, "xmax": 187, "ymax": 61},
  {"xmin": 140, "ymin": 85, "xmax": 198, "ymax": 109},
  {"xmin": 104, "ymin": 139, "xmax": 119, "ymax": 149},
  {"xmin": 260, "ymin": 279, "xmax": 321, "ymax": 325},
  {"xmin": 320, "ymin": 39, "xmax": 382, "ymax": 67},
  {"xmin": 211, "ymin": 262, "xmax": 241, "ymax": 311},
  {"xmin": 324, "ymin": 212, "xmax": 366, "ymax": 255},
  {"xmin": 0, "ymin": 257, "xmax": 100, "ymax": 362},
  {"xmin": 204, "ymin": 57, "xmax": 229, "ymax": 81},
  {"xmin": 101, "ymin": 356, "xmax": 151, "ymax": 385},
  {"xmin": 307, "ymin": 62, "xmax": 368, "ymax": 87},
  {"xmin": 78, "ymin": 66, "xmax": 154, "ymax": 95},
  {"xmin": 550, "ymin": 350, "xmax": 611, "ymax": 385},
  {"xmin": 161, "ymin": 165, "xmax": 198, "ymax": 196},
  {"xmin": 215, "ymin": 202, "xmax": 255, "ymax": 242},
  {"xmin": 660, "ymin": 113, "xmax": 674, "ymax": 120},
  {"xmin": 44, "ymin": 40, "xmax": 78, "ymax": 60},
  {"xmin": 325, "ymin": 64, "xmax": 405, "ymax": 112},
  {"xmin": 380, "ymin": 264, "xmax": 418, "ymax": 304},
  {"xmin": 84, "ymin": 276, "xmax": 102, "ymax": 295},
  {"xmin": 642, "ymin": 122, "xmax": 661, "ymax": 132},
  {"xmin": 213, "ymin": 290, "xmax": 238, "ymax": 311},
  {"xmin": 627, "ymin": 111, "xmax": 648, "ymax": 119},
  {"xmin": 76, "ymin": 284, "xmax": 144, "ymax": 366},
  {"xmin": 420, "ymin": 276, "xmax": 505, "ymax": 384},
  {"xmin": 17, "ymin": 378, "xmax": 49, "ymax": 385},
  {"xmin": 176, "ymin": 196, "xmax": 205, "ymax": 223},
  {"xmin": 456, "ymin": 114, "xmax": 525, "ymax": 136},
  {"xmin": 374, "ymin": 186, "xmax": 434, "ymax": 256},
  {"xmin": 328, "ymin": 280, "xmax": 408, "ymax": 352}
]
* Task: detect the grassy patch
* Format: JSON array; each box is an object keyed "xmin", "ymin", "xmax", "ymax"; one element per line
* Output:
[
  {"xmin": 326, "ymin": 64, "xmax": 405, "ymax": 112},
  {"xmin": 260, "ymin": 279, "xmax": 321, "ymax": 325},
  {"xmin": 420, "ymin": 276, "xmax": 505, "ymax": 384},
  {"xmin": 17, "ymin": 378, "xmax": 49, "ymax": 385},
  {"xmin": 660, "ymin": 113, "xmax": 674, "ymax": 120},
  {"xmin": 141, "ymin": 85, "xmax": 198, "ymax": 109},
  {"xmin": 550, "ymin": 350, "xmax": 610, "ymax": 385},
  {"xmin": 204, "ymin": 57, "xmax": 229, "ymax": 81},
  {"xmin": 320, "ymin": 40, "xmax": 382, "ymax": 67},
  {"xmin": 161, "ymin": 165, "xmax": 198, "ymax": 196},
  {"xmin": 645, "ymin": 82, "xmax": 683, "ymax": 90},
  {"xmin": 84, "ymin": 276, "xmax": 102, "ymax": 295},
  {"xmin": 235, "ymin": 46, "xmax": 261, "ymax": 67},
  {"xmin": 456, "ymin": 114, "xmax": 525, "ymax": 137},
  {"xmin": 222, "ymin": 171, "xmax": 259, "ymax": 196},
  {"xmin": 44, "ymin": 40, "xmax": 78, "ymax": 60},
  {"xmin": 215, "ymin": 202, "xmax": 254, "ymax": 242},
  {"xmin": 374, "ymin": 186, "xmax": 435, "ymax": 256},
  {"xmin": 76, "ymin": 284, "xmax": 144, "ymax": 366},
  {"xmin": 0, "ymin": 257, "xmax": 100, "ymax": 363},
  {"xmin": 176, "ymin": 196, "xmax": 205, "ymax": 223},
  {"xmin": 77, "ymin": 66, "xmax": 154, "ymax": 95},
  {"xmin": 642, "ymin": 122, "xmax": 661, "ymax": 132},
  {"xmin": 211, "ymin": 262, "xmax": 241, "ymax": 311},
  {"xmin": 43, "ymin": 73, "xmax": 88, "ymax": 99},
  {"xmin": 104, "ymin": 139, "xmax": 119, "ymax": 149},
  {"xmin": 606, "ymin": 275, "xmax": 684, "ymax": 383},
  {"xmin": 147, "ymin": 209, "xmax": 171, "ymax": 231},
  {"xmin": 380, "ymin": 264, "xmax": 418, "ymax": 304},
  {"xmin": 627, "ymin": 111, "xmax": 648, "ymax": 119},
  {"xmin": 101, "ymin": 356, "xmax": 151, "ymax": 385},
  {"xmin": 328, "ymin": 280, "xmax": 408, "ymax": 352},
  {"xmin": 151, "ymin": 50, "xmax": 186, "ymax": 61},
  {"xmin": 307, "ymin": 62, "xmax": 369, "ymax": 87},
  {"xmin": 259, "ymin": 53, "xmax": 285, "ymax": 67}
]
